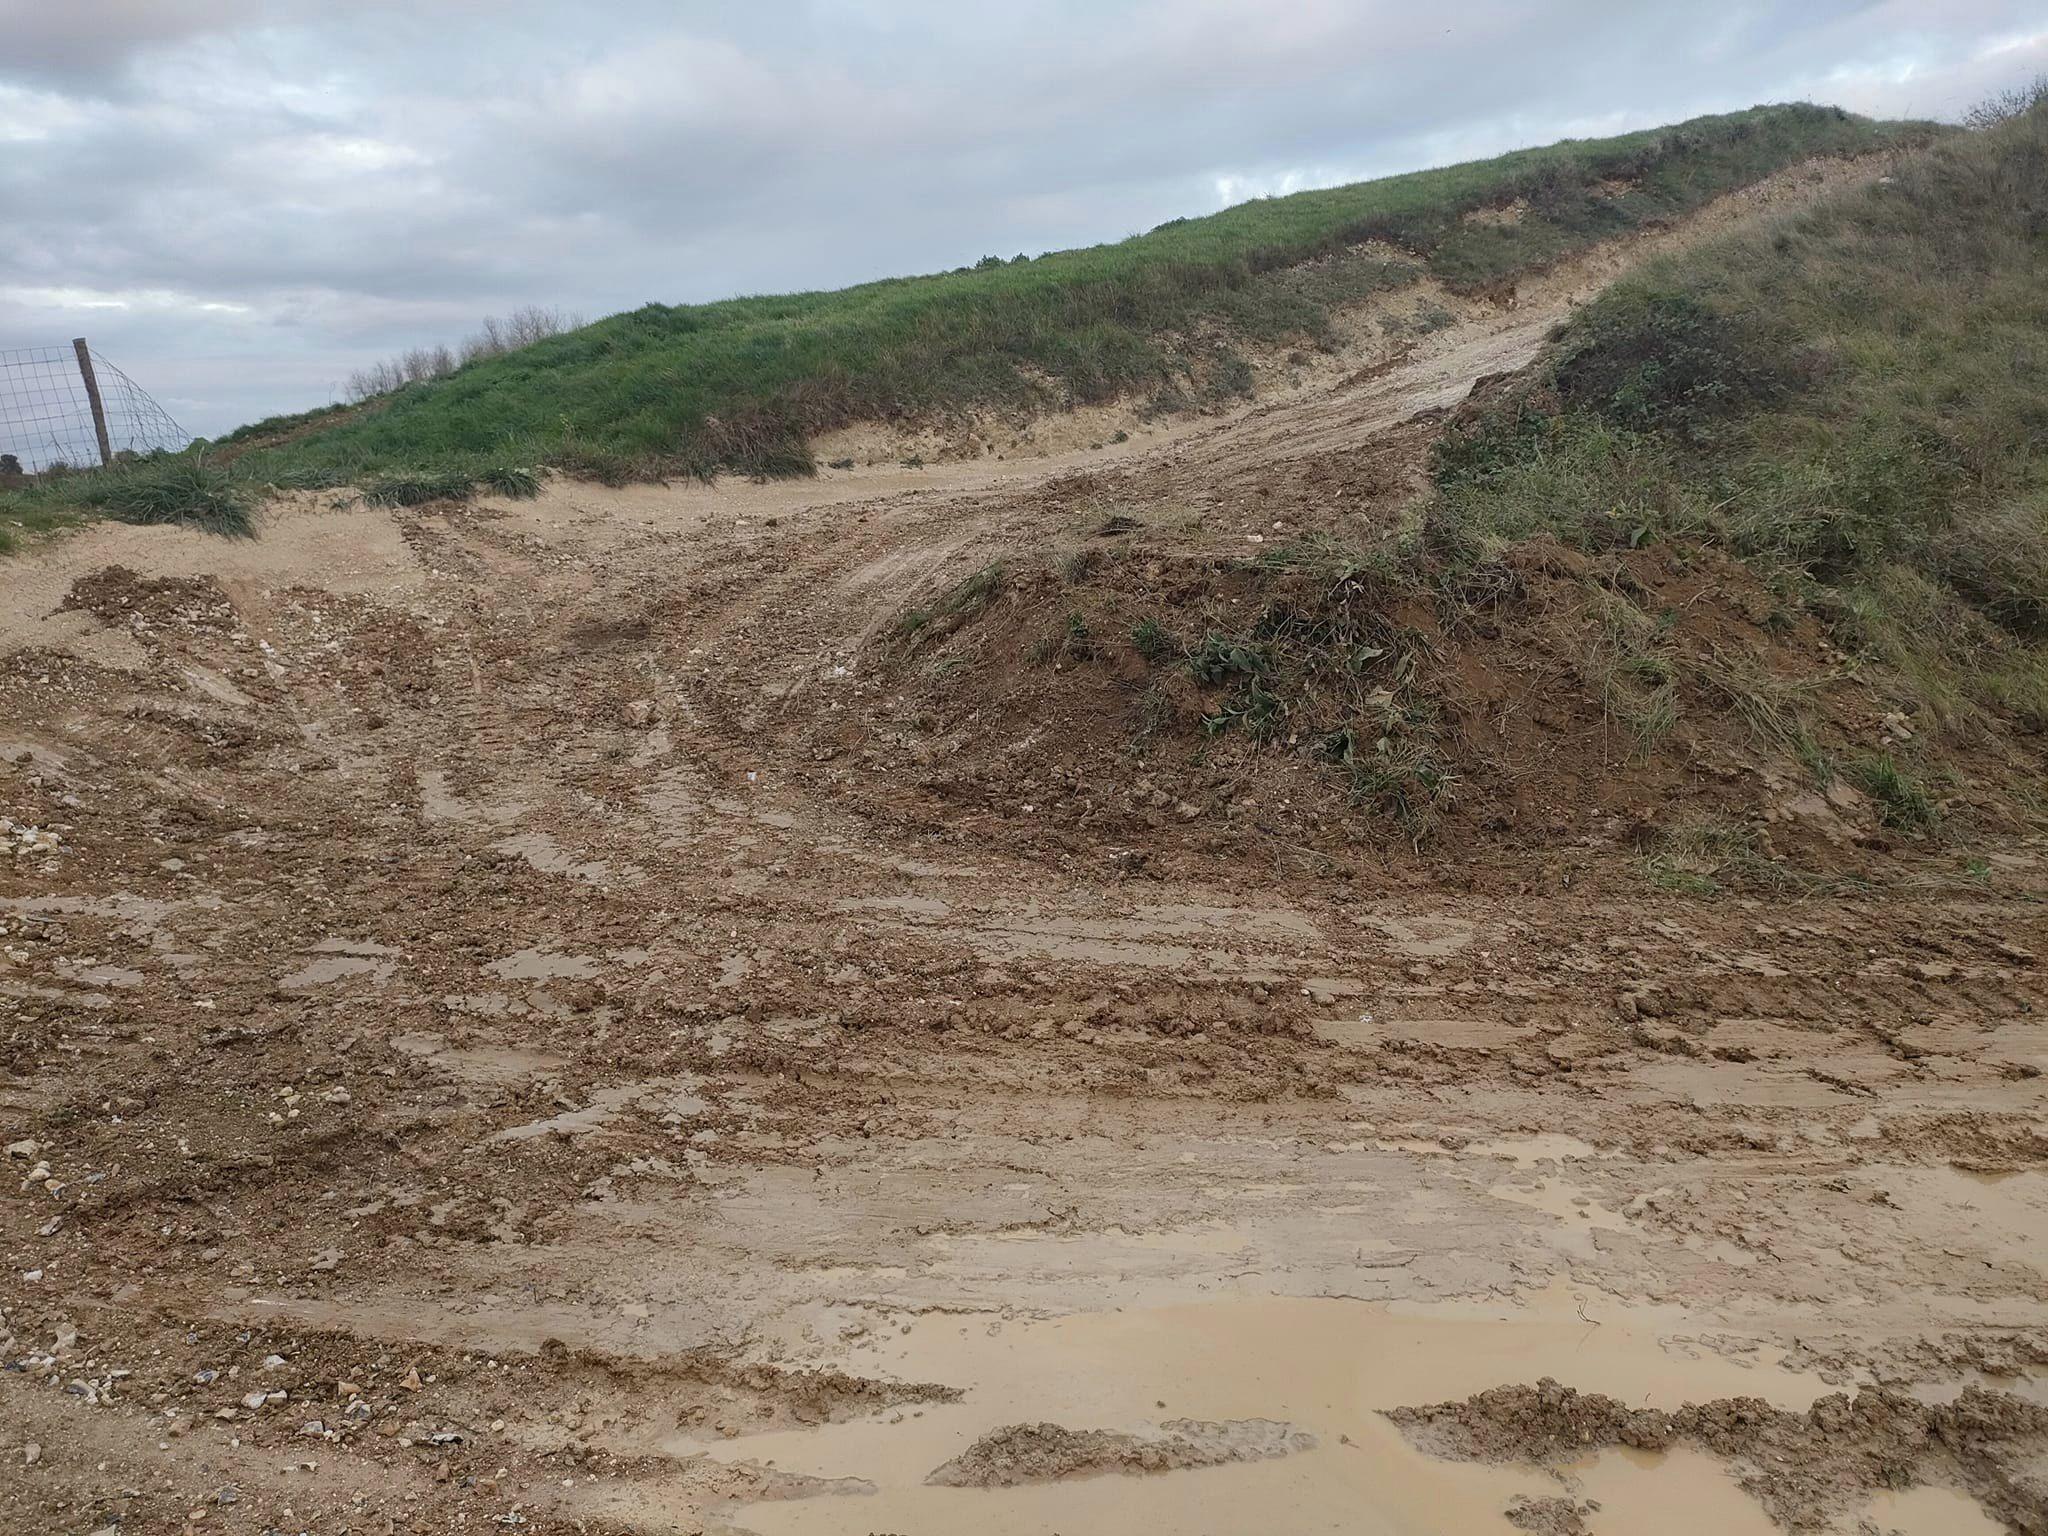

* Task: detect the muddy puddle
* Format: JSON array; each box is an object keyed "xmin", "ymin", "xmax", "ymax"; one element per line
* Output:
[
  {"xmin": 654, "ymin": 1289, "xmax": 1926, "ymax": 1536},
  {"xmin": 486, "ymin": 945, "xmax": 600, "ymax": 980},
  {"xmin": 492, "ymin": 830, "xmax": 626, "ymax": 885}
]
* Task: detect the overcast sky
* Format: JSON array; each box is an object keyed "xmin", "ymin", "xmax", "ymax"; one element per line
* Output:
[{"xmin": 2, "ymin": 1, "xmax": 2043, "ymax": 439}]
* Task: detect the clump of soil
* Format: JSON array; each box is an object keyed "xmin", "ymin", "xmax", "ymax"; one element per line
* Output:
[
  {"xmin": 59, "ymin": 564, "xmax": 239, "ymax": 631},
  {"xmin": 926, "ymin": 1417, "xmax": 1315, "ymax": 1487},
  {"xmin": 1505, "ymin": 1494, "xmax": 1594, "ymax": 1535},
  {"xmin": 1386, "ymin": 1377, "xmax": 2048, "ymax": 1532}
]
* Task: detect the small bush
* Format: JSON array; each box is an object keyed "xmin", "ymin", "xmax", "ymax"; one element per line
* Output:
[
  {"xmin": 1961, "ymin": 74, "xmax": 2047, "ymax": 130},
  {"xmin": 361, "ymin": 469, "xmax": 478, "ymax": 507},
  {"xmin": 1549, "ymin": 291, "xmax": 1810, "ymax": 443}
]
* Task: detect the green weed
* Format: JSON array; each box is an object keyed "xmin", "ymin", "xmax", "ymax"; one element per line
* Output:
[{"xmin": 1132, "ymin": 617, "xmax": 1175, "ymax": 663}]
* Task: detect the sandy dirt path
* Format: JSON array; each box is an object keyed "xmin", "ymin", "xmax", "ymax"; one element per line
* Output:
[{"xmin": 2, "ymin": 153, "xmax": 2044, "ymax": 1536}]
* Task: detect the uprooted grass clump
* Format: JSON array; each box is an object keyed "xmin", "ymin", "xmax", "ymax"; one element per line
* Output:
[
  {"xmin": 211, "ymin": 105, "xmax": 1924, "ymax": 485},
  {"xmin": 899, "ymin": 561, "xmax": 1007, "ymax": 639},
  {"xmin": 1426, "ymin": 85, "xmax": 2048, "ymax": 746}
]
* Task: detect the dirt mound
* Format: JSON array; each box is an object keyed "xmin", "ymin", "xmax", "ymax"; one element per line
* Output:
[
  {"xmin": 926, "ymin": 1417, "xmax": 1316, "ymax": 1486},
  {"xmin": 58, "ymin": 563, "xmax": 240, "ymax": 631},
  {"xmin": 1504, "ymin": 1495, "xmax": 1593, "ymax": 1535},
  {"xmin": 848, "ymin": 439, "xmax": 2011, "ymax": 879},
  {"xmin": 1386, "ymin": 1377, "xmax": 2048, "ymax": 1532}
]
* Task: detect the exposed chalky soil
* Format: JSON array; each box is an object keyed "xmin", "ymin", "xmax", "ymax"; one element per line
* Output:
[{"xmin": 4, "ymin": 162, "xmax": 2047, "ymax": 1536}]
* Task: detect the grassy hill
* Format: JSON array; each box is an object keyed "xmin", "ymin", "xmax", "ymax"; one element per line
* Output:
[{"xmin": 205, "ymin": 103, "xmax": 1915, "ymax": 488}]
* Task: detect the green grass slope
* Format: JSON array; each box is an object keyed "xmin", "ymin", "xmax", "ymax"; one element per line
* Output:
[
  {"xmin": 1428, "ymin": 88, "xmax": 2048, "ymax": 742},
  {"xmin": 210, "ymin": 103, "xmax": 1915, "ymax": 487}
]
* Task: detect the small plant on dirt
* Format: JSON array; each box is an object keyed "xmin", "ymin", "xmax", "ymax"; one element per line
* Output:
[
  {"xmin": 1690, "ymin": 648, "xmax": 1832, "ymax": 780},
  {"xmin": 1186, "ymin": 632, "xmax": 1270, "ymax": 686},
  {"xmin": 1646, "ymin": 860, "xmax": 1723, "ymax": 898},
  {"xmin": 1851, "ymin": 753, "xmax": 1939, "ymax": 832},
  {"xmin": 1061, "ymin": 547, "xmax": 1104, "ymax": 583},
  {"xmin": 1643, "ymin": 821, "xmax": 1745, "ymax": 896},
  {"xmin": 1130, "ymin": 683, "xmax": 1177, "ymax": 751},
  {"xmin": 1202, "ymin": 678, "xmax": 1288, "ymax": 741},
  {"xmin": 1061, "ymin": 611, "xmax": 1096, "ymax": 661},
  {"xmin": 1131, "ymin": 617, "xmax": 1176, "ymax": 663},
  {"xmin": 1188, "ymin": 631, "xmax": 1287, "ymax": 737},
  {"xmin": 1642, "ymin": 819, "xmax": 1824, "ymax": 896},
  {"xmin": 1601, "ymin": 651, "xmax": 1678, "ymax": 760}
]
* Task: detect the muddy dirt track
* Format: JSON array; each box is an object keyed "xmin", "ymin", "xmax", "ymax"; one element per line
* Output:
[{"xmin": 3, "ymin": 159, "xmax": 2047, "ymax": 1536}]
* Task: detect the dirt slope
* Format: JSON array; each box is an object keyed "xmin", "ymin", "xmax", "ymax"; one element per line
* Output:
[{"xmin": 2, "ymin": 155, "xmax": 2045, "ymax": 1536}]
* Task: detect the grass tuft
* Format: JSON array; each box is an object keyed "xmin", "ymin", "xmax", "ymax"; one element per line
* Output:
[
  {"xmin": 78, "ymin": 457, "xmax": 255, "ymax": 538},
  {"xmin": 1850, "ymin": 753, "xmax": 1940, "ymax": 832},
  {"xmin": 360, "ymin": 465, "xmax": 540, "ymax": 506}
]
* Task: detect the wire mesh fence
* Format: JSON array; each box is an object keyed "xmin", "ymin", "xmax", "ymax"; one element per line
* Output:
[{"xmin": 0, "ymin": 341, "xmax": 192, "ymax": 475}]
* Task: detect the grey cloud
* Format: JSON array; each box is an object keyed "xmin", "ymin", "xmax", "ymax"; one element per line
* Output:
[{"xmin": 0, "ymin": 0, "xmax": 266, "ymax": 82}]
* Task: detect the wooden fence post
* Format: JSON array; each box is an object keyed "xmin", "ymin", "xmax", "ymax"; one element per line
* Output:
[{"xmin": 72, "ymin": 337, "xmax": 113, "ymax": 467}]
